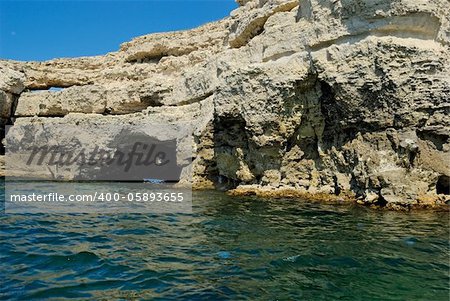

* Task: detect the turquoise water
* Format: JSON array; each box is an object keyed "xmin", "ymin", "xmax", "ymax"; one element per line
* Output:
[{"xmin": 1, "ymin": 182, "xmax": 449, "ymax": 300}]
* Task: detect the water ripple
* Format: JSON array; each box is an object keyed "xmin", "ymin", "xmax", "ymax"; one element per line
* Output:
[{"xmin": 0, "ymin": 189, "xmax": 449, "ymax": 300}]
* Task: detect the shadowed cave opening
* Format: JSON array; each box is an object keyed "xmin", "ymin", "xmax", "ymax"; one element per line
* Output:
[{"xmin": 436, "ymin": 175, "xmax": 449, "ymax": 195}]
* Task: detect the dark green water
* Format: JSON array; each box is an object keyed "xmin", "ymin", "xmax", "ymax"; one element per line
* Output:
[{"xmin": 1, "ymin": 183, "xmax": 449, "ymax": 300}]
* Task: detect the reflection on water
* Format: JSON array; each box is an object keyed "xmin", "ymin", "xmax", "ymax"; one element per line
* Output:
[{"xmin": 0, "ymin": 182, "xmax": 449, "ymax": 300}]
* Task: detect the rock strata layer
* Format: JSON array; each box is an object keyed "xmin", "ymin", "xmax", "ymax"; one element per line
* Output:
[{"xmin": 1, "ymin": 0, "xmax": 449, "ymax": 209}]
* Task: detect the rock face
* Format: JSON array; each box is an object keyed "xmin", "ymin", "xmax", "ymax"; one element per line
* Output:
[{"xmin": 1, "ymin": 0, "xmax": 449, "ymax": 209}]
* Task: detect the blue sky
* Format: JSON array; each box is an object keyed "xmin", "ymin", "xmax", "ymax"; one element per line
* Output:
[{"xmin": 0, "ymin": 0, "xmax": 237, "ymax": 61}]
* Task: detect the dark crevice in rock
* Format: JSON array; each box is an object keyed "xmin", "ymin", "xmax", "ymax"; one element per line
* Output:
[
  {"xmin": 127, "ymin": 56, "xmax": 164, "ymax": 64},
  {"xmin": 102, "ymin": 92, "xmax": 174, "ymax": 113},
  {"xmin": 318, "ymin": 78, "xmax": 410, "ymax": 150},
  {"xmin": 333, "ymin": 175, "xmax": 341, "ymax": 195},
  {"xmin": 126, "ymin": 47, "xmax": 199, "ymax": 63},
  {"xmin": 213, "ymin": 114, "xmax": 252, "ymax": 188},
  {"xmin": 173, "ymin": 92, "xmax": 214, "ymax": 107},
  {"xmin": 102, "ymin": 107, "xmax": 113, "ymax": 115},
  {"xmin": 140, "ymin": 95, "xmax": 165, "ymax": 107},
  {"xmin": 350, "ymin": 176, "xmax": 364, "ymax": 199},
  {"xmin": 416, "ymin": 129, "xmax": 448, "ymax": 151},
  {"xmin": 436, "ymin": 175, "xmax": 449, "ymax": 195},
  {"xmin": 216, "ymin": 175, "xmax": 239, "ymax": 191},
  {"xmin": 318, "ymin": 80, "xmax": 359, "ymax": 149},
  {"xmin": 8, "ymin": 94, "xmax": 20, "ymax": 125},
  {"xmin": 262, "ymin": 51, "xmax": 297, "ymax": 62},
  {"xmin": 375, "ymin": 189, "xmax": 388, "ymax": 207},
  {"xmin": 1, "ymin": 93, "xmax": 21, "ymax": 155}
]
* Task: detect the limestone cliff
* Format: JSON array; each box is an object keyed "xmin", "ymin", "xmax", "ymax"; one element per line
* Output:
[{"xmin": 1, "ymin": 0, "xmax": 449, "ymax": 209}]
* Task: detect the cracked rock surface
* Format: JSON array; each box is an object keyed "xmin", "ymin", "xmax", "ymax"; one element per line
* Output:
[{"xmin": 1, "ymin": 0, "xmax": 449, "ymax": 209}]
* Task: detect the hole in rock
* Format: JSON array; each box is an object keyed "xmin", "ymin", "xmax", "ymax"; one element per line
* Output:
[
  {"xmin": 436, "ymin": 175, "xmax": 449, "ymax": 195},
  {"xmin": 48, "ymin": 87, "xmax": 64, "ymax": 92},
  {"xmin": 30, "ymin": 86, "xmax": 65, "ymax": 93}
]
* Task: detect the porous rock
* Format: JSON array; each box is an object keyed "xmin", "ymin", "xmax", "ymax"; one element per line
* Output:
[{"xmin": 1, "ymin": 0, "xmax": 449, "ymax": 208}]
